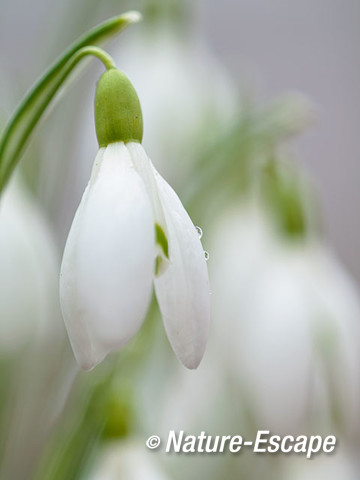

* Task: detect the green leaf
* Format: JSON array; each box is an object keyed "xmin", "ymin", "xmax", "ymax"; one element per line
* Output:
[{"xmin": 0, "ymin": 11, "xmax": 141, "ymax": 194}]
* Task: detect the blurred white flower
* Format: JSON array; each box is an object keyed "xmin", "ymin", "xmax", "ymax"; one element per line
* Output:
[
  {"xmin": 60, "ymin": 142, "xmax": 210, "ymax": 371},
  {"xmin": 281, "ymin": 448, "xmax": 359, "ymax": 480},
  {"xmin": 116, "ymin": 25, "xmax": 238, "ymax": 183},
  {"xmin": 157, "ymin": 359, "xmax": 234, "ymax": 480},
  {"xmin": 88, "ymin": 440, "xmax": 170, "ymax": 480},
  {"xmin": 0, "ymin": 175, "xmax": 60, "ymax": 354},
  {"xmin": 0, "ymin": 177, "xmax": 74, "ymax": 480},
  {"xmin": 211, "ymin": 205, "xmax": 360, "ymax": 436}
]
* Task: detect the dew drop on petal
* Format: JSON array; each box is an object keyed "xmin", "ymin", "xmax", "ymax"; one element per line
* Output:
[
  {"xmin": 195, "ymin": 225, "xmax": 203, "ymax": 239},
  {"xmin": 204, "ymin": 251, "xmax": 210, "ymax": 261}
]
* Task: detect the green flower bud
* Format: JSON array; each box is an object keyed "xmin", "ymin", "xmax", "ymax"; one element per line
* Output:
[
  {"xmin": 95, "ymin": 68, "xmax": 143, "ymax": 147},
  {"xmin": 261, "ymin": 159, "xmax": 308, "ymax": 239}
]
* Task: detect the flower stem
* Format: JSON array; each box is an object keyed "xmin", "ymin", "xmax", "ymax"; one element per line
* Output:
[{"xmin": 74, "ymin": 46, "xmax": 117, "ymax": 70}]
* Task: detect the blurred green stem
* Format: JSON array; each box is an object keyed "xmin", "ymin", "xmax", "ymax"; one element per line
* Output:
[{"xmin": 184, "ymin": 98, "xmax": 310, "ymax": 216}]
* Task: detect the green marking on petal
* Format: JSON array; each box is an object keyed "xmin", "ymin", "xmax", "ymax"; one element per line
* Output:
[
  {"xmin": 155, "ymin": 256, "xmax": 163, "ymax": 276},
  {"xmin": 155, "ymin": 223, "xmax": 169, "ymax": 259}
]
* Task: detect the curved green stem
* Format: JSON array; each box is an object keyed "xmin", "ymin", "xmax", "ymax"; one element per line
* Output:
[
  {"xmin": 0, "ymin": 11, "xmax": 140, "ymax": 194},
  {"xmin": 78, "ymin": 46, "xmax": 117, "ymax": 70}
]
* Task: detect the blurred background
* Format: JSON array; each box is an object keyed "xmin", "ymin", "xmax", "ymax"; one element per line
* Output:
[
  {"xmin": 202, "ymin": 0, "xmax": 360, "ymax": 284},
  {"xmin": 0, "ymin": 0, "xmax": 359, "ymax": 479}
]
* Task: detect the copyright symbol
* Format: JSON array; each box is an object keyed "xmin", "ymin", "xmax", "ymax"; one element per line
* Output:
[{"xmin": 146, "ymin": 435, "xmax": 161, "ymax": 449}]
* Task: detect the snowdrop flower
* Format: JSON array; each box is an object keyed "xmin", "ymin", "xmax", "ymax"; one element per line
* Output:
[
  {"xmin": 282, "ymin": 448, "xmax": 359, "ymax": 480},
  {"xmin": 88, "ymin": 440, "xmax": 170, "ymax": 480},
  {"xmin": 211, "ymin": 207, "xmax": 360, "ymax": 436},
  {"xmin": 60, "ymin": 68, "xmax": 210, "ymax": 370},
  {"xmin": 0, "ymin": 175, "xmax": 60, "ymax": 354}
]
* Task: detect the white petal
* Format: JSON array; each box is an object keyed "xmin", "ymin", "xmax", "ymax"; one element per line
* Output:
[
  {"xmin": 60, "ymin": 143, "xmax": 154, "ymax": 370},
  {"xmin": 126, "ymin": 142, "xmax": 210, "ymax": 368},
  {"xmin": 152, "ymin": 169, "xmax": 210, "ymax": 369}
]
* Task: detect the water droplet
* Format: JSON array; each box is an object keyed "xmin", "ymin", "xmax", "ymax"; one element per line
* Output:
[
  {"xmin": 195, "ymin": 226, "xmax": 203, "ymax": 239},
  {"xmin": 204, "ymin": 251, "xmax": 210, "ymax": 261}
]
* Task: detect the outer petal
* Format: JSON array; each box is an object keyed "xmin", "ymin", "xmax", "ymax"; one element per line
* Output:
[
  {"xmin": 155, "ymin": 173, "xmax": 210, "ymax": 369},
  {"xmin": 60, "ymin": 142, "xmax": 154, "ymax": 370},
  {"xmin": 127, "ymin": 145, "xmax": 210, "ymax": 368}
]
